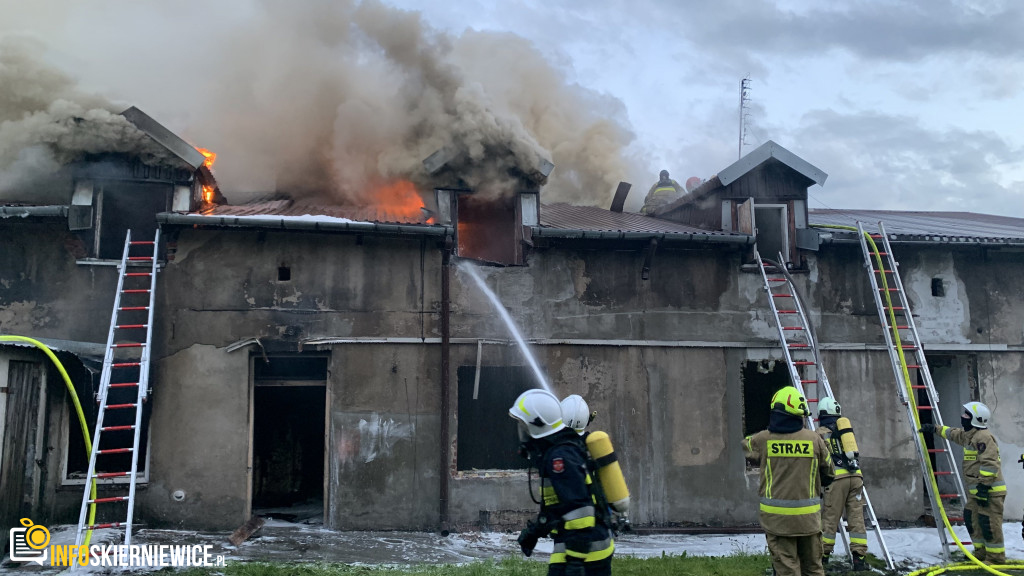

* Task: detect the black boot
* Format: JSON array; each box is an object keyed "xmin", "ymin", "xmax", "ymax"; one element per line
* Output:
[{"xmin": 852, "ymin": 553, "xmax": 868, "ymax": 571}]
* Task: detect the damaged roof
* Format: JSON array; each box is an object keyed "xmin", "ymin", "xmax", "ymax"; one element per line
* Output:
[
  {"xmin": 810, "ymin": 209, "xmax": 1024, "ymax": 244},
  {"xmin": 158, "ymin": 196, "xmax": 449, "ymax": 236},
  {"xmin": 536, "ymin": 203, "xmax": 752, "ymax": 244}
]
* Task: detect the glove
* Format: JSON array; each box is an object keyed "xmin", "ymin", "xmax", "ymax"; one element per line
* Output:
[
  {"xmin": 919, "ymin": 423, "xmax": 936, "ymax": 435},
  {"xmin": 1018, "ymin": 453, "xmax": 1023, "ymax": 469},
  {"xmin": 517, "ymin": 523, "xmax": 540, "ymax": 557},
  {"xmin": 975, "ymin": 484, "xmax": 990, "ymax": 508},
  {"xmin": 565, "ymin": 559, "xmax": 586, "ymax": 576}
]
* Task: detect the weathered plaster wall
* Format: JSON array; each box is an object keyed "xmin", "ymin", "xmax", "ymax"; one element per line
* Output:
[
  {"xmin": 0, "ymin": 222, "xmax": 116, "ymax": 342},
  {"xmin": 140, "ymin": 344, "xmax": 250, "ymax": 529},
  {"xmin": 327, "ymin": 344, "xmax": 439, "ymax": 530},
  {"xmin": 5, "ymin": 218, "xmax": 1024, "ymax": 530}
]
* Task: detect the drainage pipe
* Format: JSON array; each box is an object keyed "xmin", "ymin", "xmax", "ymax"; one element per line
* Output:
[{"xmin": 439, "ymin": 234, "xmax": 453, "ymax": 534}]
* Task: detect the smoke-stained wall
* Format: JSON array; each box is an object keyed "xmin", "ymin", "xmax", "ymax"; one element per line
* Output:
[{"xmin": 3, "ymin": 221, "xmax": 1024, "ymax": 529}]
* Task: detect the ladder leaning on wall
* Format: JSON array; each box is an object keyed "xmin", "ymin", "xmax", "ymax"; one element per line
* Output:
[
  {"xmin": 854, "ymin": 221, "xmax": 967, "ymax": 563},
  {"xmin": 754, "ymin": 247, "xmax": 894, "ymax": 569},
  {"xmin": 75, "ymin": 229, "xmax": 160, "ymax": 550}
]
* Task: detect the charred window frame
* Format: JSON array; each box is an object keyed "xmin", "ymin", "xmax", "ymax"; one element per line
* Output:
[
  {"xmin": 70, "ymin": 178, "xmax": 176, "ymax": 263},
  {"xmin": 456, "ymin": 365, "xmax": 532, "ymax": 471}
]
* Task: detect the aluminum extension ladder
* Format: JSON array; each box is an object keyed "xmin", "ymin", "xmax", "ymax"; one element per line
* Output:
[
  {"xmin": 755, "ymin": 247, "xmax": 894, "ymax": 569},
  {"xmin": 75, "ymin": 229, "xmax": 160, "ymax": 549},
  {"xmin": 855, "ymin": 221, "xmax": 967, "ymax": 562}
]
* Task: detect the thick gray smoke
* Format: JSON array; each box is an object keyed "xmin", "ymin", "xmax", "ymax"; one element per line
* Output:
[
  {"xmin": 0, "ymin": 37, "xmax": 176, "ymax": 201},
  {"xmin": 1, "ymin": 1, "xmax": 639, "ymax": 207},
  {"xmin": 193, "ymin": 0, "xmax": 637, "ymax": 205}
]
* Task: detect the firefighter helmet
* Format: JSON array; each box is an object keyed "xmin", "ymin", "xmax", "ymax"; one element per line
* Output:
[
  {"xmin": 771, "ymin": 386, "xmax": 810, "ymax": 417},
  {"xmin": 963, "ymin": 401, "xmax": 991, "ymax": 429},
  {"xmin": 561, "ymin": 394, "xmax": 592, "ymax": 435},
  {"xmin": 818, "ymin": 397, "xmax": 842, "ymax": 417},
  {"xmin": 509, "ymin": 389, "xmax": 565, "ymax": 439}
]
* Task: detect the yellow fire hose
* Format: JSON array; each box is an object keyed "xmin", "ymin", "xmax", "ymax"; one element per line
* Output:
[
  {"xmin": 0, "ymin": 335, "xmax": 97, "ymax": 547},
  {"xmin": 814, "ymin": 225, "xmax": 1011, "ymax": 576}
]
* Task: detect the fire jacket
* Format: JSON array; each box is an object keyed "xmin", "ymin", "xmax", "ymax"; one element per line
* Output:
[
  {"xmin": 744, "ymin": 428, "xmax": 835, "ymax": 536},
  {"xmin": 640, "ymin": 180, "xmax": 683, "ymax": 215},
  {"xmin": 939, "ymin": 426, "xmax": 1007, "ymax": 496},
  {"xmin": 816, "ymin": 420, "xmax": 862, "ymax": 477},
  {"xmin": 539, "ymin": 435, "xmax": 615, "ymax": 564}
]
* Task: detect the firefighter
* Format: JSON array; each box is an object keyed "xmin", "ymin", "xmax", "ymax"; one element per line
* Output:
[
  {"xmin": 744, "ymin": 386, "xmax": 835, "ymax": 576},
  {"xmin": 510, "ymin": 389, "xmax": 615, "ymax": 576},
  {"xmin": 640, "ymin": 170, "xmax": 684, "ymax": 215},
  {"xmin": 921, "ymin": 402, "xmax": 1007, "ymax": 564},
  {"xmin": 561, "ymin": 394, "xmax": 595, "ymax": 437},
  {"xmin": 816, "ymin": 397, "xmax": 868, "ymax": 571}
]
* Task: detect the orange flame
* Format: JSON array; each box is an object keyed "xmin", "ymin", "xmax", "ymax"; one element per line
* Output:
[
  {"xmin": 202, "ymin": 184, "xmax": 214, "ymax": 203},
  {"xmin": 372, "ymin": 180, "xmax": 428, "ymax": 221},
  {"xmin": 197, "ymin": 148, "xmax": 217, "ymax": 169}
]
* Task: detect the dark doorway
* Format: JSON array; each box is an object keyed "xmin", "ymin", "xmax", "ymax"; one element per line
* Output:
[
  {"xmin": 754, "ymin": 205, "xmax": 789, "ymax": 264},
  {"xmin": 253, "ymin": 385, "xmax": 326, "ymax": 516}
]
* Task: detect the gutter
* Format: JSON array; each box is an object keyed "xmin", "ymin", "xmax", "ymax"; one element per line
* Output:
[
  {"xmin": 157, "ymin": 212, "xmax": 453, "ymax": 237},
  {"xmin": 812, "ymin": 227, "xmax": 1024, "ymax": 247},
  {"xmin": 0, "ymin": 205, "xmax": 69, "ymax": 218},
  {"xmin": 531, "ymin": 226, "xmax": 754, "ymax": 245}
]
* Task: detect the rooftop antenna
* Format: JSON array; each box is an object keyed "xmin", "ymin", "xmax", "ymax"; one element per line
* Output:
[{"xmin": 739, "ymin": 76, "xmax": 751, "ymax": 159}]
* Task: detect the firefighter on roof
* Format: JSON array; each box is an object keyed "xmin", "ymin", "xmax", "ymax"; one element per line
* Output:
[
  {"xmin": 815, "ymin": 397, "xmax": 868, "ymax": 571},
  {"xmin": 511, "ymin": 389, "xmax": 615, "ymax": 576},
  {"xmin": 744, "ymin": 386, "xmax": 834, "ymax": 576},
  {"xmin": 640, "ymin": 170, "xmax": 684, "ymax": 215},
  {"xmin": 921, "ymin": 401, "xmax": 1007, "ymax": 564}
]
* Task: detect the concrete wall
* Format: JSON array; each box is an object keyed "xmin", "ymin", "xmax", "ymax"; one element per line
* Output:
[{"xmin": 3, "ymin": 219, "xmax": 1024, "ymax": 531}]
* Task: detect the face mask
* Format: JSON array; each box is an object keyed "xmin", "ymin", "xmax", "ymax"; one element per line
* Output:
[{"xmin": 961, "ymin": 414, "xmax": 974, "ymax": 430}]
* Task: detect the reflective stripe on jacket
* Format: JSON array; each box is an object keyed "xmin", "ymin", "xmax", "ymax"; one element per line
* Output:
[
  {"xmin": 744, "ymin": 428, "xmax": 835, "ymax": 536},
  {"xmin": 540, "ymin": 436, "xmax": 615, "ymax": 564},
  {"xmin": 940, "ymin": 426, "xmax": 1005, "ymax": 490}
]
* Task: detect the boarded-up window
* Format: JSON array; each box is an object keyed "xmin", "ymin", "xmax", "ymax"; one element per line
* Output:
[{"xmin": 456, "ymin": 366, "xmax": 532, "ymax": 471}]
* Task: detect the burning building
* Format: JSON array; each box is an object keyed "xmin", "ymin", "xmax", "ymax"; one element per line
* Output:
[{"xmin": 2, "ymin": 110, "xmax": 1024, "ymax": 543}]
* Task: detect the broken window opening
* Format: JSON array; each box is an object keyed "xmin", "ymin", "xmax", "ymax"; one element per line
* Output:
[
  {"xmin": 456, "ymin": 365, "xmax": 532, "ymax": 471},
  {"xmin": 931, "ymin": 278, "xmax": 945, "ymax": 297},
  {"xmin": 64, "ymin": 355, "xmax": 151, "ymax": 483},
  {"xmin": 740, "ymin": 359, "xmax": 791, "ymax": 470}
]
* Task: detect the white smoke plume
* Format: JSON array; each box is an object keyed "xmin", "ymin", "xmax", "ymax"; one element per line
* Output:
[
  {"xmin": 0, "ymin": 37, "xmax": 176, "ymax": 201},
  {"xmin": 192, "ymin": 0, "xmax": 637, "ymax": 206}
]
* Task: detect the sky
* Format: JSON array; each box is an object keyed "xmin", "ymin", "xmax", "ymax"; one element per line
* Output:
[{"xmin": 1, "ymin": 0, "xmax": 1022, "ymax": 215}]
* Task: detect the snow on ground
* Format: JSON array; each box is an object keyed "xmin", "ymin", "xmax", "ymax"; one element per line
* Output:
[{"xmin": 4, "ymin": 523, "xmax": 1024, "ymax": 573}]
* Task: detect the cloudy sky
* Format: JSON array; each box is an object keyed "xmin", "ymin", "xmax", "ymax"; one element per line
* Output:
[{"xmin": 2, "ymin": 0, "xmax": 1022, "ymax": 214}]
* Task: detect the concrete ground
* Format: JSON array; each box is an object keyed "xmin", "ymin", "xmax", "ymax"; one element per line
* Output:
[{"xmin": 4, "ymin": 519, "xmax": 1024, "ymax": 574}]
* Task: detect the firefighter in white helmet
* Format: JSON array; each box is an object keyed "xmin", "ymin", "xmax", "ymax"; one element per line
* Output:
[
  {"xmin": 510, "ymin": 389, "xmax": 614, "ymax": 576},
  {"xmin": 744, "ymin": 386, "xmax": 834, "ymax": 576},
  {"xmin": 561, "ymin": 394, "xmax": 595, "ymax": 437},
  {"xmin": 815, "ymin": 397, "xmax": 868, "ymax": 571},
  {"xmin": 921, "ymin": 402, "xmax": 1007, "ymax": 564}
]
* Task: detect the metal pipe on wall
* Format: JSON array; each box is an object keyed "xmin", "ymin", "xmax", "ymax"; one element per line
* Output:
[{"xmin": 438, "ymin": 235, "xmax": 453, "ymax": 534}]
